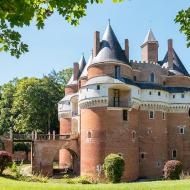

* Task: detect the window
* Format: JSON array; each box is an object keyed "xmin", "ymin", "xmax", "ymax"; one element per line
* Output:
[
  {"xmin": 172, "ymin": 150, "xmax": 177, "ymax": 159},
  {"xmin": 188, "ymin": 108, "xmax": 190, "ymax": 117},
  {"xmin": 87, "ymin": 88, "xmax": 88, "ymax": 92},
  {"xmin": 158, "ymin": 91, "xmax": 161, "ymax": 96},
  {"xmin": 156, "ymin": 161, "xmax": 161, "ymax": 168},
  {"xmin": 132, "ymin": 131, "xmax": 136, "ymax": 140},
  {"xmin": 87, "ymin": 131, "xmax": 92, "ymax": 138},
  {"xmin": 162, "ymin": 112, "xmax": 166, "ymax": 120},
  {"xmin": 179, "ymin": 126, "xmax": 185, "ymax": 134},
  {"xmin": 149, "ymin": 91, "xmax": 152, "ymax": 95},
  {"xmin": 149, "ymin": 111, "xmax": 154, "ymax": 119},
  {"xmin": 140, "ymin": 153, "xmax": 145, "ymax": 159},
  {"xmin": 113, "ymin": 89, "xmax": 120, "ymax": 107},
  {"xmin": 173, "ymin": 94, "xmax": 175, "ymax": 99},
  {"xmin": 134, "ymin": 76, "xmax": 137, "ymax": 81},
  {"xmin": 123, "ymin": 110, "xmax": 128, "ymax": 121},
  {"xmin": 147, "ymin": 128, "xmax": 152, "ymax": 134},
  {"xmin": 181, "ymin": 94, "xmax": 185, "ymax": 98},
  {"xmin": 150, "ymin": 73, "xmax": 155, "ymax": 83},
  {"xmin": 97, "ymin": 84, "xmax": 100, "ymax": 90},
  {"xmin": 115, "ymin": 65, "xmax": 121, "ymax": 79}
]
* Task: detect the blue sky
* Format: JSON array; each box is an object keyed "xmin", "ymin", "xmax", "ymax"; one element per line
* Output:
[{"xmin": 0, "ymin": 0, "xmax": 189, "ymax": 85}]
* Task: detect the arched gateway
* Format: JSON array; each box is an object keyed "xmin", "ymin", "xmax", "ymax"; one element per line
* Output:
[{"xmin": 31, "ymin": 134, "xmax": 79, "ymax": 176}]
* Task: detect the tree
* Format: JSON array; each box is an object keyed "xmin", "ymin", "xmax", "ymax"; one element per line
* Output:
[
  {"xmin": 0, "ymin": 1, "xmax": 189, "ymax": 58},
  {"xmin": 175, "ymin": 7, "xmax": 190, "ymax": 47},
  {"xmin": 0, "ymin": 79, "xmax": 17, "ymax": 135},
  {"xmin": 0, "ymin": 68, "xmax": 72, "ymax": 134},
  {"xmin": 103, "ymin": 153, "xmax": 125, "ymax": 183},
  {"xmin": 11, "ymin": 68, "xmax": 72, "ymax": 133}
]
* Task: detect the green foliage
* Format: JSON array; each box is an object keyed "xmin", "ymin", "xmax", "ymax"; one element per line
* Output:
[
  {"xmin": 0, "ymin": 151, "xmax": 12, "ymax": 175},
  {"xmin": 164, "ymin": 160, "xmax": 183, "ymax": 180},
  {"xmin": 103, "ymin": 153, "xmax": 125, "ymax": 183},
  {"xmin": 0, "ymin": 0, "xmax": 113, "ymax": 58},
  {"xmin": 0, "ymin": 68, "xmax": 72, "ymax": 133},
  {"xmin": 0, "ymin": 79, "xmax": 17, "ymax": 135},
  {"xmin": 175, "ymin": 7, "xmax": 190, "ymax": 47},
  {"xmin": 13, "ymin": 143, "xmax": 30, "ymax": 152},
  {"xmin": 64, "ymin": 176, "xmax": 93, "ymax": 184}
]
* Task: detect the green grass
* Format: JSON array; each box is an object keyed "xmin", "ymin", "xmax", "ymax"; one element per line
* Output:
[{"xmin": 1, "ymin": 177, "xmax": 190, "ymax": 190}]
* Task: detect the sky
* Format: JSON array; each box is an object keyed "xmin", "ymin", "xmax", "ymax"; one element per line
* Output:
[{"xmin": 0, "ymin": 0, "xmax": 190, "ymax": 85}]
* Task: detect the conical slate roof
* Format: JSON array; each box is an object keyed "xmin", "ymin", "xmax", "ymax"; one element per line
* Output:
[
  {"xmin": 161, "ymin": 49, "xmax": 189, "ymax": 76},
  {"xmin": 67, "ymin": 55, "xmax": 87, "ymax": 85},
  {"xmin": 78, "ymin": 55, "xmax": 87, "ymax": 76},
  {"xmin": 80, "ymin": 54, "xmax": 93, "ymax": 78},
  {"xmin": 143, "ymin": 29, "xmax": 157, "ymax": 44},
  {"xmin": 93, "ymin": 23, "xmax": 127, "ymax": 64}
]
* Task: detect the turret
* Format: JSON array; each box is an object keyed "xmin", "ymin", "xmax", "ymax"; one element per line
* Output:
[{"xmin": 141, "ymin": 29, "xmax": 159, "ymax": 63}]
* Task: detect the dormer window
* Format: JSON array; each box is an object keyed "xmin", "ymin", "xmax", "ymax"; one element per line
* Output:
[
  {"xmin": 150, "ymin": 73, "xmax": 155, "ymax": 83},
  {"xmin": 115, "ymin": 65, "xmax": 121, "ymax": 79}
]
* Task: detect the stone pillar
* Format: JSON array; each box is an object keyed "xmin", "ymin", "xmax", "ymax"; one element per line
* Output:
[
  {"xmin": 93, "ymin": 31, "xmax": 100, "ymax": 57},
  {"xmin": 53, "ymin": 130, "xmax": 55, "ymax": 140}
]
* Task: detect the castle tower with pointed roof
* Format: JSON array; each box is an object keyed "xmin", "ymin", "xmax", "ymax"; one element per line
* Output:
[
  {"xmin": 141, "ymin": 29, "xmax": 159, "ymax": 63},
  {"xmin": 58, "ymin": 23, "xmax": 190, "ymax": 181}
]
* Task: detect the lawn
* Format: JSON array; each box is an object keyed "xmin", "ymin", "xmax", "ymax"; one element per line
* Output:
[{"xmin": 1, "ymin": 177, "xmax": 190, "ymax": 190}]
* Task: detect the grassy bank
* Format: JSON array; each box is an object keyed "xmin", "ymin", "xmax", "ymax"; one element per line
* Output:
[{"xmin": 1, "ymin": 177, "xmax": 190, "ymax": 190}]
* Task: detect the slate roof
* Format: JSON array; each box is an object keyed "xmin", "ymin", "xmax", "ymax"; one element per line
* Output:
[
  {"xmin": 160, "ymin": 49, "xmax": 189, "ymax": 76},
  {"xmin": 93, "ymin": 23, "xmax": 128, "ymax": 64},
  {"xmin": 122, "ymin": 77, "xmax": 190, "ymax": 93},
  {"xmin": 143, "ymin": 29, "xmax": 157, "ymax": 44},
  {"xmin": 80, "ymin": 54, "xmax": 93, "ymax": 78}
]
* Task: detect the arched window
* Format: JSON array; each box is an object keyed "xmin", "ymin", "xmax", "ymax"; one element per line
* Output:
[
  {"xmin": 172, "ymin": 150, "xmax": 177, "ymax": 159},
  {"xmin": 132, "ymin": 131, "xmax": 136, "ymax": 140},
  {"xmin": 150, "ymin": 73, "xmax": 155, "ymax": 83}
]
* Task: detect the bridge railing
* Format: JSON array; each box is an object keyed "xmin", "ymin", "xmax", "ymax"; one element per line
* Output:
[{"xmin": 12, "ymin": 132, "xmax": 78, "ymax": 141}]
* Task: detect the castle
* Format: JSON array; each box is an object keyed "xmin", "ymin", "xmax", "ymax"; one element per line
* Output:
[{"xmin": 58, "ymin": 23, "xmax": 190, "ymax": 181}]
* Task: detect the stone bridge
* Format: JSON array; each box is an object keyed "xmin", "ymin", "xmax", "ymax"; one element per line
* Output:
[
  {"xmin": 0, "ymin": 133, "xmax": 80, "ymax": 177},
  {"xmin": 31, "ymin": 133, "xmax": 80, "ymax": 176}
]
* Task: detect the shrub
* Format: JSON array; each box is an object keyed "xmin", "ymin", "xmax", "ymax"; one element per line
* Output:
[
  {"xmin": 103, "ymin": 153, "xmax": 125, "ymax": 183},
  {"xmin": 0, "ymin": 151, "xmax": 12, "ymax": 175},
  {"xmin": 64, "ymin": 176, "xmax": 92, "ymax": 184},
  {"xmin": 164, "ymin": 160, "xmax": 183, "ymax": 180}
]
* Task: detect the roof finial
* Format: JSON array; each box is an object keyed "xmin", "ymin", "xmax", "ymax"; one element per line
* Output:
[
  {"xmin": 108, "ymin": 18, "xmax": 111, "ymax": 25},
  {"xmin": 91, "ymin": 49, "xmax": 93, "ymax": 56},
  {"xmin": 82, "ymin": 52, "xmax": 84, "ymax": 57}
]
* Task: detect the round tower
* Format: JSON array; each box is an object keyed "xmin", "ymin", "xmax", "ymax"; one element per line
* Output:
[{"xmin": 80, "ymin": 23, "xmax": 139, "ymax": 181}]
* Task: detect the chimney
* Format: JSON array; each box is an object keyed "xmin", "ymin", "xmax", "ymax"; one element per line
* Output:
[
  {"xmin": 125, "ymin": 39, "xmax": 129, "ymax": 60},
  {"xmin": 73, "ymin": 62, "xmax": 79, "ymax": 81},
  {"xmin": 93, "ymin": 31, "xmax": 100, "ymax": 57},
  {"xmin": 168, "ymin": 39, "xmax": 173, "ymax": 69}
]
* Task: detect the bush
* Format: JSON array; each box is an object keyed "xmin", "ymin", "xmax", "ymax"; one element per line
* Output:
[
  {"xmin": 0, "ymin": 151, "xmax": 12, "ymax": 175},
  {"xmin": 103, "ymin": 153, "xmax": 125, "ymax": 183},
  {"xmin": 64, "ymin": 176, "xmax": 92, "ymax": 184},
  {"xmin": 164, "ymin": 160, "xmax": 183, "ymax": 180}
]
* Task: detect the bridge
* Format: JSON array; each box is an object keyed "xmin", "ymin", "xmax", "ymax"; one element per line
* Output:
[{"xmin": 0, "ymin": 132, "xmax": 80, "ymax": 176}]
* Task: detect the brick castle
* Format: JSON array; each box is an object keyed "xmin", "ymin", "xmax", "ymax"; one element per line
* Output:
[{"xmin": 58, "ymin": 23, "xmax": 190, "ymax": 181}]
